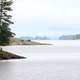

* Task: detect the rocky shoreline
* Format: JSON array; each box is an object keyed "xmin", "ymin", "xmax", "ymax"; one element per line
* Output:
[
  {"xmin": 0, "ymin": 50, "xmax": 26, "ymax": 60},
  {"xmin": 0, "ymin": 38, "xmax": 51, "ymax": 60},
  {"xmin": 9, "ymin": 38, "xmax": 51, "ymax": 45}
]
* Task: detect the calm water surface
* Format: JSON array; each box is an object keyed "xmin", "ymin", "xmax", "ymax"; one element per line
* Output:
[{"xmin": 1, "ymin": 40, "xmax": 80, "ymax": 80}]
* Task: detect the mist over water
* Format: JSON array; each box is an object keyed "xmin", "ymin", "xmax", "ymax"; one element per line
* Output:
[{"xmin": 1, "ymin": 40, "xmax": 80, "ymax": 80}]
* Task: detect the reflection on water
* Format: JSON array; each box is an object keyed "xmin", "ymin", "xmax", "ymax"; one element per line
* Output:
[
  {"xmin": 0, "ymin": 61, "xmax": 14, "ymax": 80},
  {"xmin": 0, "ymin": 60, "xmax": 80, "ymax": 80}
]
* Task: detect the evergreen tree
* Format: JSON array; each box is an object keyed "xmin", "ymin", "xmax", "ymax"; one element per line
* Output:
[{"xmin": 0, "ymin": 0, "xmax": 15, "ymax": 45}]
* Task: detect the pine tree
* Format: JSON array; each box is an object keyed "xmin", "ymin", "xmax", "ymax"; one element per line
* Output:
[{"xmin": 0, "ymin": 0, "xmax": 15, "ymax": 45}]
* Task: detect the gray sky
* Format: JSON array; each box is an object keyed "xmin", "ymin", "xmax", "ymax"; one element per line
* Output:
[{"xmin": 11, "ymin": 0, "xmax": 80, "ymax": 37}]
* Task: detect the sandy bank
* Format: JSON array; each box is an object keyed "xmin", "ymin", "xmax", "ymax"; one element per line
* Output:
[{"xmin": 10, "ymin": 38, "xmax": 51, "ymax": 45}]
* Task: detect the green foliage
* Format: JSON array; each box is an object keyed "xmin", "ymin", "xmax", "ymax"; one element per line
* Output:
[
  {"xmin": 73, "ymin": 34, "xmax": 80, "ymax": 40},
  {"xmin": 0, "ymin": 0, "xmax": 15, "ymax": 45},
  {"xmin": 0, "ymin": 0, "xmax": 13, "ymax": 24}
]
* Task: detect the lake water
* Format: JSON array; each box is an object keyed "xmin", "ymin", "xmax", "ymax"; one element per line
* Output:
[{"xmin": 1, "ymin": 40, "xmax": 80, "ymax": 80}]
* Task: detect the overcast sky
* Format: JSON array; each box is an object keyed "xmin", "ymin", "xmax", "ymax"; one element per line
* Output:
[{"xmin": 11, "ymin": 0, "xmax": 80, "ymax": 37}]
